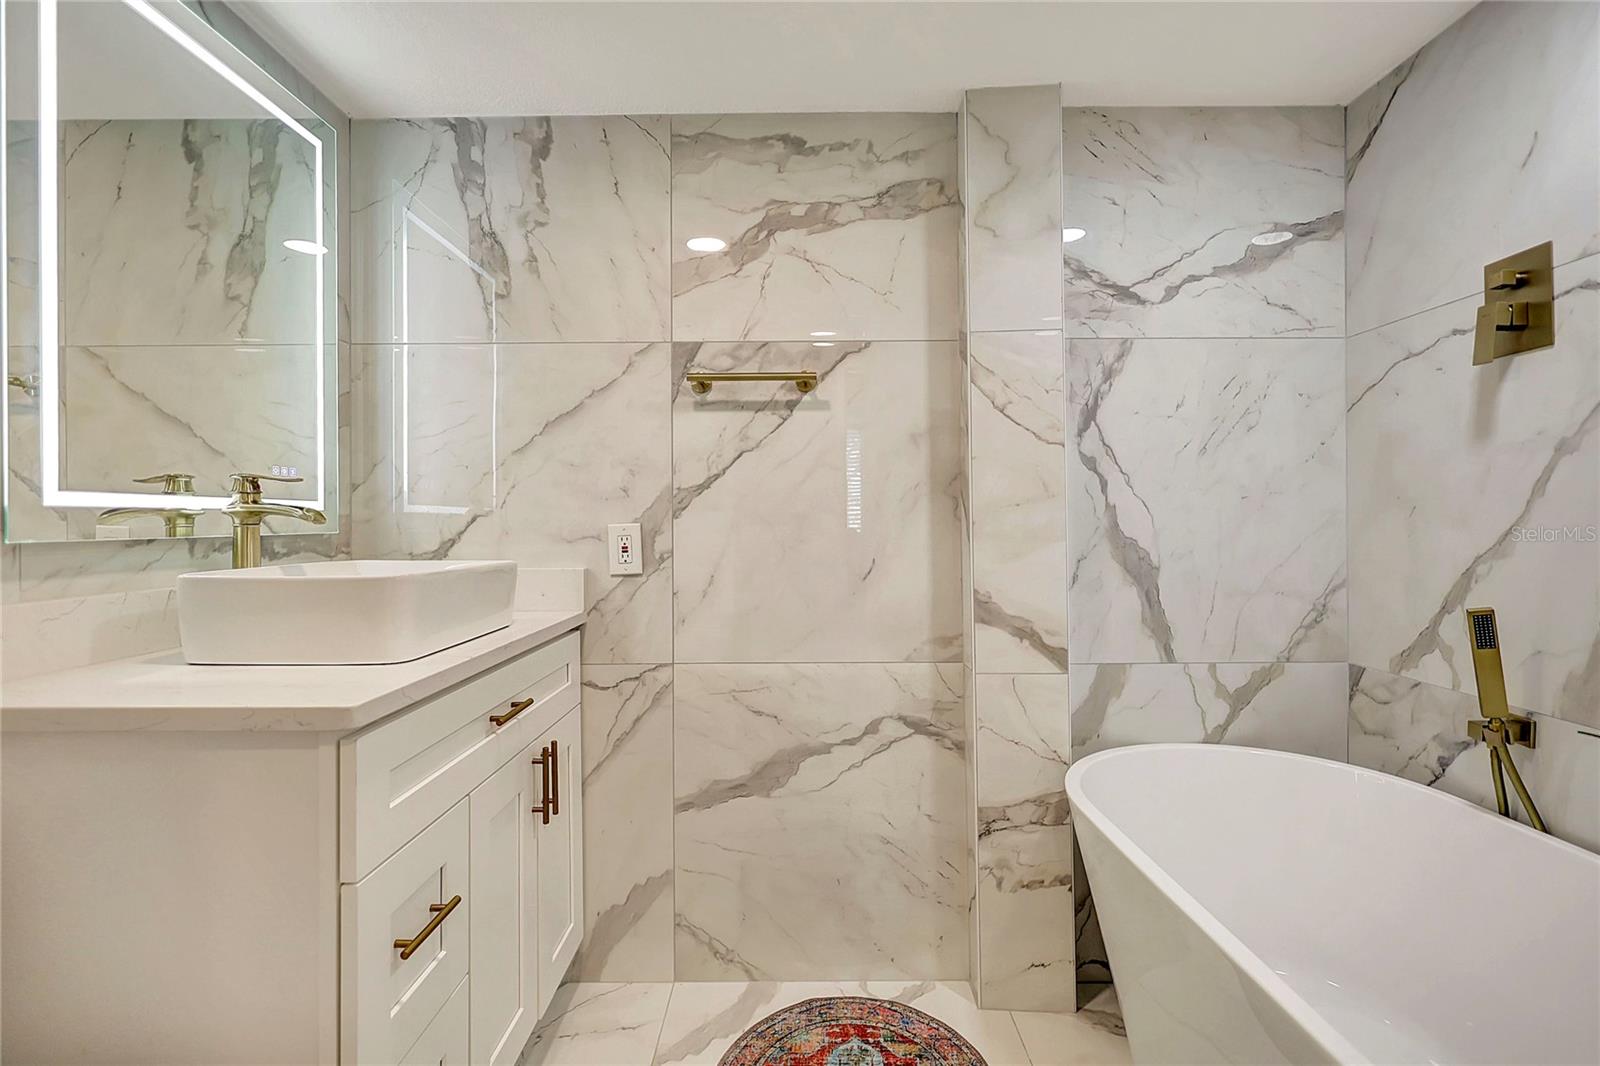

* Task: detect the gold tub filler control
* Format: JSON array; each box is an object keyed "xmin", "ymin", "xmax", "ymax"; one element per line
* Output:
[{"xmin": 1472, "ymin": 241, "xmax": 1555, "ymax": 365}]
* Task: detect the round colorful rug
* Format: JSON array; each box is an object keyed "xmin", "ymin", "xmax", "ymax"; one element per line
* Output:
[{"xmin": 719, "ymin": 996, "xmax": 988, "ymax": 1066}]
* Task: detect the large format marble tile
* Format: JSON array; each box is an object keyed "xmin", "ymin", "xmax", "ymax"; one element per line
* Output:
[
  {"xmin": 1013, "ymin": 997, "xmax": 1132, "ymax": 1066},
  {"xmin": 1346, "ymin": 1, "xmax": 1600, "ymax": 334},
  {"xmin": 672, "ymin": 341, "xmax": 962, "ymax": 663},
  {"xmin": 353, "ymin": 342, "xmax": 672, "ymax": 663},
  {"xmin": 1070, "ymin": 662, "xmax": 1350, "ymax": 762},
  {"xmin": 671, "ymin": 113, "xmax": 960, "ymax": 341},
  {"xmin": 1061, "ymin": 108, "xmax": 1343, "ymax": 339},
  {"xmin": 964, "ymin": 85, "xmax": 1064, "ymax": 332},
  {"xmin": 1349, "ymin": 666, "xmax": 1600, "ymax": 852},
  {"xmin": 0, "ymin": 586, "xmax": 180, "ymax": 680},
  {"xmin": 576, "ymin": 665, "xmax": 675, "ymax": 982},
  {"xmin": 1067, "ymin": 338, "xmax": 1346, "ymax": 664},
  {"xmin": 61, "ymin": 119, "xmax": 320, "ymax": 346},
  {"xmin": 673, "ymin": 664, "xmax": 968, "ymax": 981},
  {"xmin": 352, "ymin": 116, "xmax": 670, "ymax": 344},
  {"xmin": 651, "ymin": 981, "xmax": 1031, "ymax": 1066},
  {"xmin": 970, "ymin": 331, "xmax": 1068, "ymax": 673},
  {"xmin": 1347, "ymin": 257, "xmax": 1599, "ymax": 726},
  {"xmin": 974, "ymin": 674, "xmax": 1074, "ymax": 1012},
  {"xmin": 517, "ymin": 982, "xmax": 671, "ymax": 1066}
]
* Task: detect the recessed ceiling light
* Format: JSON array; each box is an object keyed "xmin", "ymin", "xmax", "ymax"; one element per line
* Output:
[
  {"xmin": 1251, "ymin": 230, "xmax": 1295, "ymax": 246},
  {"xmin": 809, "ymin": 330, "xmax": 837, "ymax": 338},
  {"xmin": 686, "ymin": 236, "xmax": 728, "ymax": 253},
  {"xmin": 811, "ymin": 341, "xmax": 835, "ymax": 348},
  {"xmin": 282, "ymin": 239, "xmax": 326, "ymax": 255},
  {"xmin": 1062, "ymin": 227, "xmax": 1087, "ymax": 243}
]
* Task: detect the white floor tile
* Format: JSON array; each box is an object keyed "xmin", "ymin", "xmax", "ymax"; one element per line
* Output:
[
  {"xmin": 518, "ymin": 982, "xmax": 672, "ymax": 1066},
  {"xmin": 1011, "ymin": 1006, "xmax": 1132, "ymax": 1066}
]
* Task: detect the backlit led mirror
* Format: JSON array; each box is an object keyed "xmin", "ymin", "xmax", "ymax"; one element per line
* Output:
[{"xmin": 2, "ymin": 0, "xmax": 337, "ymax": 543}]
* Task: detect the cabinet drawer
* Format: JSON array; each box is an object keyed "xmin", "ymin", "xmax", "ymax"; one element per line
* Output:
[
  {"xmin": 341, "ymin": 631, "xmax": 580, "ymax": 882},
  {"xmin": 342, "ymin": 801, "xmax": 470, "ymax": 1066},
  {"xmin": 400, "ymin": 975, "xmax": 469, "ymax": 1066}
]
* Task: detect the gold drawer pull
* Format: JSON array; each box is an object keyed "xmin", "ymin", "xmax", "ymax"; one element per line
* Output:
[
  {"xmin": 394, "ymin": 894, "xmax": 462, "ymax": 960},
  {"xmin": 489, "ymin": 697, "xmax": 535, "ymax": 728},
  {"xmin": 549, "ymin": 738, "xmax": 560, "ymax": 816}
]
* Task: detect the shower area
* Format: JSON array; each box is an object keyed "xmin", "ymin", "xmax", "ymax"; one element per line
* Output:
[{"xmin": 348, "ymin": 0, "xmax": 1599, "ymax": 1017}]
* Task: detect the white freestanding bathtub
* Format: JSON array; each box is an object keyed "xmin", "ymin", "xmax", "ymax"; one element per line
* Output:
[{"xmin": 1066, "ymin": 744, "xmax": 1600, "ymax": 1065}]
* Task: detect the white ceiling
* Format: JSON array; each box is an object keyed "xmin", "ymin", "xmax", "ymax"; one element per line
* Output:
[{"xmin": 234, "ymin": 0, "xmax": 1475, "ymax": 118}]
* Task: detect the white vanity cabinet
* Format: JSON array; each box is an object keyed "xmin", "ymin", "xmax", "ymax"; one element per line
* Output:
[
  {"xmin": 342, "ymin": 631, "xmax": 585, "ymax": 1065},
  {"xmin": 0, "ymin": 614, "xmax": 586, "ymax": 1066}
]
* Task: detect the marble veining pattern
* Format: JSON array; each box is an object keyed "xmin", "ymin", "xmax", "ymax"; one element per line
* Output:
[
  {"xmin": 963, "ymin": 86, "xmax": 1064, "ymax": 332},
  {"xmin": 577, "ymin": 665, "xmax": 675, "ymax": 982},
  {"xmin": 1067, "ymin": 337, "xmax": 1347, "ymax": 665},
  {"xmin": 61, "ymin": 345, "xmax": 319, "ymax": 503},
  {"xmin": 671, "ymin": 113, "xmax": 960, "ymax": 341},
  {"xmin": 672, "ymin": 664, "xmax": 968, "ymax": 981},
  {"xmin": 974, "ymin": 674, "xmax": 1075, "ymax": 1011},
  {"xmin": 1349, "ymin": 666, "xmax": 1600, "ymax": 852},
  {"xmin": 352, "ymin": 116, "xmax": 670, "ymax": 344},
  {"xmin": 61, "ymin": 119, "xmax": 320, "ymax": 347},
  {"xmin": 353, "ymin": 342, "xmax": 672, "ymax": 663},
  {"xmin": 969, "ymin": 331, "xmax": 1069, "ymax": 673},
  {"xmin": 1345, "ymin": 1, "xmax": 1600, "ymax": 335},
  {"xmin": 1070, "ymin": 662, "xmax": 1350, "ymax": 762},
  {"xmin": 1061, "ymin": 108, "xmax": 1343, "ymax": 339},
  {"xmin": 1346, "ymin": 257, "xmax": 1599, "ymax": 726},
  {"xmin": 672, "ymin": 341, "xmax": 962, "ymax": 663}
]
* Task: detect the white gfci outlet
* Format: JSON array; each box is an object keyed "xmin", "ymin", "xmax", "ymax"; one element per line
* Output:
[{"xmin": 608, "ymin": 523, "xmax": 643, "ymax": 576}]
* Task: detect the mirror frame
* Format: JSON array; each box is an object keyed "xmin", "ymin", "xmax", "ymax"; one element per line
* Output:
[{"xmin": 3, "ymin": 0, "xmax": 332, "ymax": 526}]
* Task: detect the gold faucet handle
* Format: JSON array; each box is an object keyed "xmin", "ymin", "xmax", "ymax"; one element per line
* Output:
[
  {"xmin": 227, "ymin": 471, "xmax": 304, "ymax": 496},
  {"xmin": 133, "ymin": 472, "xmax": 197, "ymax": 494}
]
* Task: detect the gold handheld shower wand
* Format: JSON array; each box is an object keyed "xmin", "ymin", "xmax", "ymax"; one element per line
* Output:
[{"xmin": 1464, "ymin": 607, "xmax": 1547, "ymax": 834}]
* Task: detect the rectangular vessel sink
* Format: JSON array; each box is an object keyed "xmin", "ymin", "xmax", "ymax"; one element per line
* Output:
[{"xmin": 178, "ymin": 560, "xmax": 518, "ymax": 665}]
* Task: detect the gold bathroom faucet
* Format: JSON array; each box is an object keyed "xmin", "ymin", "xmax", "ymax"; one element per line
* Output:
[
  {"xmin": 221, "ymin": 472, "xmax": 326, "ymax": 568},
  {"xmin": 98, "ymin": 472, "xmax": 204, "ymax": 538}
]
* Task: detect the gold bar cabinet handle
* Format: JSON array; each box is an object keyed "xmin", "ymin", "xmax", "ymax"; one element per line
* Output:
[
  {"xmin": 489, "ymin": 697, "xmax": 534, "ymax": 728},
  {"xmin": 393, "ymin": 894, "xmax": 461, "ymax": 960},
  {"xmin": 531, "ymin": 745, "xmax": 553, "ymax": 825},
  {"xmin": 549, "ymin": 739, "xmax": 560, "ymax": 817},
  {"xmin": 685, "ymin": 371, "xmax": 818, "ymax": 395}
]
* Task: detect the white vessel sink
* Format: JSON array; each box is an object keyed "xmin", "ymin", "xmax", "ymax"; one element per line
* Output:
[{"xmin": 177, "ymin": 560, "xmax": 518, "ymax": 665}]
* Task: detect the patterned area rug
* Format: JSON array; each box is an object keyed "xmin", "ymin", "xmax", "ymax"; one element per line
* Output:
[{"xmin": 719, "ymin": 996, "xmax": 988, "ymax": 1066}]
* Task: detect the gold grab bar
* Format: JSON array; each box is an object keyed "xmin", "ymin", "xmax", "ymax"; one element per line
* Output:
[
  {"xmin": 686, "ymin": 371, "xmax": 818, "ymax": 395},
  {"xmin": 394, "ymin": 894, "xmax": 462, "ymax": 960}
]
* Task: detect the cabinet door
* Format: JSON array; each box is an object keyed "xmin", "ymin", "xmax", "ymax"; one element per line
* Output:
[
  {"xmin": 534, "ymin": 707, "xmax": 584, "ymax": 1013},
  {"xmin": 468, "ymin": 742, "xmax": 542, "ymax": 1066}
]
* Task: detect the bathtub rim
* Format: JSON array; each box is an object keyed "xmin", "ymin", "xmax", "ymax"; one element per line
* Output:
[{"xmin": 1065, "ymin": 741, "xmax": 1600, "ymax": 1066}]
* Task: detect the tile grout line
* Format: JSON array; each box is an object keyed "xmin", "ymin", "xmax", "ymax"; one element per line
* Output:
[
  {"xmin": 649, "ymin": 981, "xmax": 679, "ymax": 1066},
  {"xmin": 1004, "ymin": 1008, "xmax": 1034, "ymax": 1065}
]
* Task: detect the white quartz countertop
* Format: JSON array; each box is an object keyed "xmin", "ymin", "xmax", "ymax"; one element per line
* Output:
[{"xmin": 0, "ymin": 610, "xmax": 584, "ymax": 734}]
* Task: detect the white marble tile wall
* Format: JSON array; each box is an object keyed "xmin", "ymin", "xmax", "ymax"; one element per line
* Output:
[
  {"xmin": 353, "ymin": 111, "xmax": 968, "ymax": 984},
  {"xmin": 960, "ymin": 85, "xmax": 1073, "ymax": 1012},
  {"xmin": 1344, "ymin": 0, "xmax": 1600, "ymax": 851},
  {"xmin": 1346, "ymin": 2, "xmax": 1600, "ymax": 336},
  {"xmin": 672, "ymin": 663, "xmax": 969, "ymax": 980},
  {"xmin": 670, "ymin": 113, "xmax": 960, "ymax": 342},
  {"xmin": 1061, "ymin": 108, "xmax": 1344, "ymax": 339},
  {"xmin": 1066, "ymin": 337, "xmax": 1347, "ymax": 666},
  {"xmin": 671, "ymin": 340, "xmax": 963, "ymax": 664}
]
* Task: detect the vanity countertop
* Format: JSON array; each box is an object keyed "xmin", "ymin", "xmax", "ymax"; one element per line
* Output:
[{"xmin": 0, "ymin": 610, "xmax": 584, "ymax": 734}]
